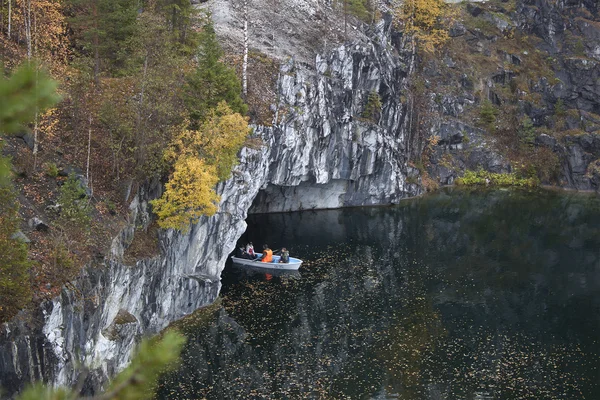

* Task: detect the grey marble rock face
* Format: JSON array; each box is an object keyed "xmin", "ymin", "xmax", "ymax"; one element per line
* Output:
[{"xmin": 251, "ymin": 20, "xmax": 421, "ymax": 213}]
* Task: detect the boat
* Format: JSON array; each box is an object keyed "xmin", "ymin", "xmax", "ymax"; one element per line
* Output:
[{"xmin": 231, "ymin": 253, "xmax": 303, "ymax": 270}]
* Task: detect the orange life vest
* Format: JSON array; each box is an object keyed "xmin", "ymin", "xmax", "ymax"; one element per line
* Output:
[{"xmin": 262, "ymin": 249, "xmax": 273, "ymax": 262}]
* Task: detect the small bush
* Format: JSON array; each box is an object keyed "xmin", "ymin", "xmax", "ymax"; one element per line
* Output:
[
  {"xmin": 479, "ymin": 100, "xmax": 498, "ymax": 130},
  {"xmin": 362, "ymin": 90, "xmax": 382, "ymax": 123},
  {"xmin": 456, "ymin": 169, "xmax": 538, "ymax": 187},
  {"xmin": 574, "ymin": 39, "xmax": 586, "ymax": 57},
  {"xmin": 45, "ymin": 162, "xmax": 59, "ymax": 178},
  {"xmin": 518, "ymin": 116, "xmax": 536, "ymax": 147},
  {"xmin": 49, "ymin": 235, "xmax": 78, "ymax": 278},
  {"xmin": 554, "ymin": 99, "xmax": 566, "ymax": 118},
  {"xmin": 58, "ymin": 173, "xmax": 91, "ymax": 230}
]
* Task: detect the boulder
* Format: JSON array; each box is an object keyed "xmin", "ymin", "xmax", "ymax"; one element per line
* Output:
[
  {"xmin": 28, "ymin": 217, "xmax": 49, "ymax": 232},
  {"xmin": 12, "ymin": 131, "xmax": 35, "ymax": 150}
]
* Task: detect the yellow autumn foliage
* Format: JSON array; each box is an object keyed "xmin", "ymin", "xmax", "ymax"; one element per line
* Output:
[
  {"xmin": 150, "ymin": 157, "xmax": 220, "ymax": 232},
  {"xmin": 168, "ymin": 101, "xmax": 250, "ymax": 179},
  {"xmin": 394, "ymin": 0, "xmax": 450, "ymax": 53},
  {"xmin": 152, "ymin": 101, "xmax": 250, "ymax": 231}
]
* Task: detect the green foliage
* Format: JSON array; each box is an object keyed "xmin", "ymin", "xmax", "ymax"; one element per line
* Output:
[
  {"xmin": 347, "ymin": 0, "xmax": 373, "ymax": 22},
  {"xmin": 58, "ymin": 174, "xmax": 91, "ymax": 229},
  {"xmin": 66, "ymin": 0, "xmax": 139, "ymax": 74},
  {"xmin": 530, "ymin": 147, "xmax": 560, "ymax": 184},
  {"xmin": 45, "ymin": 162, "xmax": 60, "ymax": 178},
  {"xmin": 104, "ymin": 331, "xmax": 186, "ymax": 399},
  {"xmin": 0, "ymin": 154, "xmax": 11, "ymax": 186},
  {"xmin": 479, "ymin": 100, "xmax": 498, "ymax": 130},
  {"xmin": 554, "ymin": 99, "xmax": 566, "ymax": 118},
  {"xmin": 362, "ymin": 90, "xmax": 382, "ymax": 122},
  {"xmin": 155, "ymin": 0, "xmax": 200, "ymax": 54},
  {"xmin": 49, "ymin": 235, "xmax": 78, "ymax": 277},
  {"xmin": 0, "ymin": 63, "xmax": 57, "ymax": 322},
  {"xmin": 100, "ymin": 0, "xmax": 140, "ymax": 73},
  {"xmin": 456, "ymin": 169, "xmax": 538, "ymax": 188},
  {"xmin": 518, "ymin": 116, "xmax": 535, "ymax": 147},
  {"xmin": 16, "ymin": 385, "xmax": 71, "ymax": 400},
  {"xmin": 574, "ymin": 39, "xmax": 586, "ymax": 57},
  {"xmin": 0, "ymin": 63, "xmax": 60, "ymax": 135},
  {"xmin": 0, "ymin": 184, "xmax": 32, "ymax": 323},
  {"xmin": 16, "ymin": 331, "xmax": 186, "ymax": 400},
  {"xmin": 184, "ymin": 19, "xmax": 247, "ymax": 129}
]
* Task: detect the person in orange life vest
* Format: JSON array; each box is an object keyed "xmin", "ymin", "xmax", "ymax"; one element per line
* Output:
[{"xmin": 261, "ymin": 244, "xmax": 273, "ymax": 263}]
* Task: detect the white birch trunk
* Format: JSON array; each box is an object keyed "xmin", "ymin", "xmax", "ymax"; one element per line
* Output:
[
  {"xmin": 242, "ymin": 0, "xmax": 248, "ymax": 97},
  {"xmin": 33, "ymin": 111, "xmax": 39, "ymax": 169},
  {"xmin": 31, "ymin": 9, "xmax": 38, "ymax": 171},
  {"xmin": 135, "ymin": 55, "xmax": 148, "ymax": 165},
  {"xmin": 25, "ymin": 0, "xmax": 32, "ymax": 59},
  {"xmin": 7, "ymin": 0, "xmax": 11, "ymax": 38},
  {"xmin": 86, "ymin": 115, "xmax": 92, "ymax": 182}
]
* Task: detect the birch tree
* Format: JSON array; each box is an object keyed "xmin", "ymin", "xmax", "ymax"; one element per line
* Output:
[
  {"xmin": 242, "ymin": 0, "xmax": 248, "ymax": 97},
  {"xmin": 7, "ymin": 0, "xmax": 11, "ymax": 38}
]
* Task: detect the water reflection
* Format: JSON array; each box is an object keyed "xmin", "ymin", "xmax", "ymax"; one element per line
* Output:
[{"xmin": 156, "ymin": 188, "xmax": 600, "ymax": 399}]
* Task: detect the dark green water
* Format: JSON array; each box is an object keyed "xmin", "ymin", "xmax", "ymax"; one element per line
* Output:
[{"xmin": 156, "ymin": 188, "xmax": 600, "ymax": 399}]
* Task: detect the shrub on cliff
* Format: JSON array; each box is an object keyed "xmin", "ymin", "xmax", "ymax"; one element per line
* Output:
[
  {"xmin": 362, "ymin": 90, "xmax": 382, "ymax": 123},
  {"xmin": 0, "ymin": 183, "xmax": 32, "ymax": 323},
  {"xmin": 456, "ymin": 169, "xmax": 538, "ymax": 188},
  {"xmin": 58, "ymin": 173, "xmax": 92, "ymax": 231},
  {"xmin": 479, "ymin": 100, "xmax": 498, "ymax": 131}
]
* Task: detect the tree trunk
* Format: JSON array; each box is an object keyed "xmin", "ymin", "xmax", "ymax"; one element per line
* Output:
[
  {"xmin": 7, "ymin": 0, "xmax": 11, "ymax": 39},
  {"xmin": 93, "ymin": 0, "xmax": 100, "ymax": 85},
  {"xmin": 135, "ymin": 55, "xmax": 149, "ymax": 167},
  {"xmin": 86, "ymin": 114, "xmax": 92, "ymax": 181},
  {"xmin": 242, "ymin": 0, "xmax": 249, "ymax": 97},
  {"xmin": 31, "ymin": 6, "xmax": 38, "ymax": 171},
  {"xmin": 25, "ymin": 0, "xmax": 32, "ymax": 59}
]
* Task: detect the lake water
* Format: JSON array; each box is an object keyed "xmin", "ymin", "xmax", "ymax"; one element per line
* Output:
[{"xmin": 156, "ymin": 188, "xmax": 600, "ymax": 399}]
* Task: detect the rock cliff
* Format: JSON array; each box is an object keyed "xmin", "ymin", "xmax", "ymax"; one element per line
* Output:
[
  {"xmin": 2, "ymin": 0, "xmax": 600, "ymax": 396},
  {"xmin": 422, "ymin": 0, "xmax": 600, "ymax": 190}
]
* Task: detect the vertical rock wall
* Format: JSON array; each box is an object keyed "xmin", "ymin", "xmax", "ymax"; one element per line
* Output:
[{"xmin": 251, "ymin": 20, "xmax": 420, "ymax": 213}]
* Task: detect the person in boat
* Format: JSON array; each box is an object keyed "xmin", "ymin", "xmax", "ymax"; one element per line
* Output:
[
  {"xmin": 245, "ymin": 242, "xmax": 257, "ymax": 259},
  {"xmin": 237, "ymin": 246, "xmax": 252, "ymax": 259},
  {"xmin": 278, "ymin": 247, "xmax": 290, "ymax": 263},
  {"xmin": 260, "ymin": 244, "xmax": 273, "ymax": 263}
]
